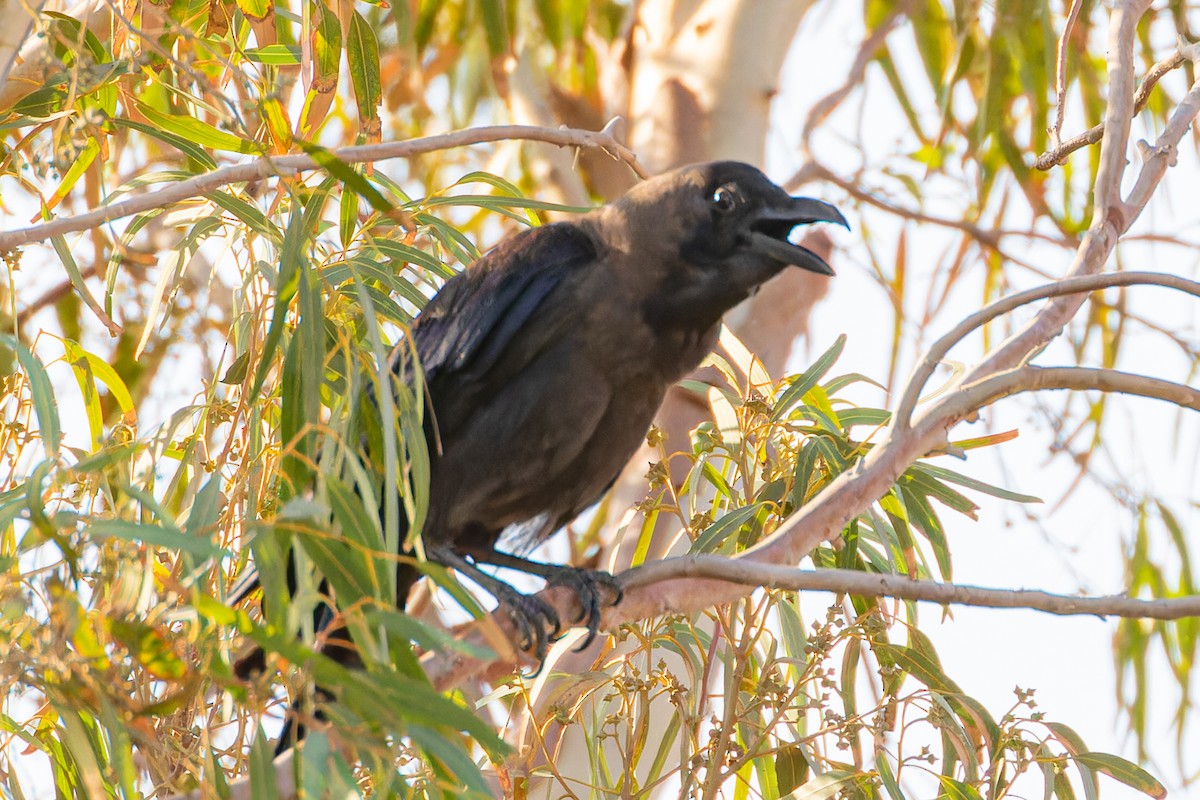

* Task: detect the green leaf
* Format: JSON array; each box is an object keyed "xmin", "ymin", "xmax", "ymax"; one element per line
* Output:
[
  {"xmin": 1072, "ymin": 753, "xmax": 1166, "ymax": 799},
  {"xmin": 250, "ymin": 204, "xmax": 306, "ymax": 397},
  {"xmin": 912, "ymin": 462, "xmax": 1042, "ymax": 504},
  {"xmin": 248, "ymin": 726, "xmax": 280, "ymax": 800},
  {"xmin": 369, "ymin": 238, "xmax": 456, "ymax": 280},
  {"xmin": 875, "ymin": 643, "xmax": 961, "ymax": 695},
  {"xmin": 299, "ymin": 141, "xmax": 395, "ymax": 216},
  {"xmin": 205, "ymin": 189, "xmax": 280, "ymax": 242},
  {"xmin": 234, "ymin": 0, "xmax": 269, "ymax": 19},
  {"xmin": 44, "ymin": 12, "xmax": 112, "ymax": 63},
  {"xmin": 1043, "ymin": 722, "xmax": 1099, "ymax": 800},
  {"xmin": 45, "ymin": 137, "xmax": 99, "ymax": 210},
  {"xmin": 419, "ymin": 193, "xmax": 591, "ymax": 216},
  {"xmin": 347, "ymin": 11, "xmax": 382, "ymax": 125},
  {"xmin": 477, "ymin": 0, "xmax": 508, "ymax": 55},
  {"xmin": 48, "ymin": 235, "xmax": 115, "ymax": 349},
  {"xmin": 775, "ymin": 743, "xmax": 811, "ymax": 796},
  {"xmin": 62, "ymin": 338, "xmax": 136, "ymax": 421},
  {"xmin": 772, "ymin": 335, "xmax": 846, "ymax": 421},
  {"xmin": 936, "ymin": 775, "xmax": 983, "ymax": 800},
  {"xmin": 689, "ymin": 502, "xmax": 769, "ymax": 554},
  {"xmin": 876, "ymin": 755, "xmax": 905, "ymax": 800},
  {"xmin": 89, "ymin": 519, "xmax": 225, "ymax": 559},
  {"xmin": 134, "ymin": 101, "xmax": 265, "ymax": 155},
  {"xmin": 244, "ymin": 45, "xmax": 302, "ymax": 64},
  {"xmin": 0, "ymin": 336, "xmax": 61, "ymax": 458},
  {"xmin": 279, "ymin": 256, "xmax": 324, "ymax": 494},
  {"xmin": 185, "ymin": 475, "xmax": 223, "ymax": 543},
  {"xmin": 312, "ymin": 2, "xmax": 342, "ymax": 80},
  {"xmin": 790, "ymin": 770, "xmax": 860, "ymax": 799}
]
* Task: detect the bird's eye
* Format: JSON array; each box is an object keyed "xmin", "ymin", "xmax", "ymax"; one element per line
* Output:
[{"xmin": 711, "ymin": 186, "xmax": 737, "ymax": 212}]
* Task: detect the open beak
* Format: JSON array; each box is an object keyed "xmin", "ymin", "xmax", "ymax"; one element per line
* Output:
[{"xmin": 747, "ymin": 197, "xmax": 849, "ymax": 276}]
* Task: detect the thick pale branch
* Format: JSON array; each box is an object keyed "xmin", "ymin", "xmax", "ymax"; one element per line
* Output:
[
  {"xmin": 894, "ymin": 271, "xmax": 1200, "ymax": 429},
  {"xmin": 1123, "ymin": 73, "xmax": 1200, "ymax": 221},
  {"xmin": 0, "ymin": 0, "xmax": 45, "ymax": 85},
  {"xmin": 1091, "ymin": 0, "xmax": 1150, "ymax": 220},
  {"xmin": 0, "ymin": 123, "xmax": 648, "ymax": 252}
]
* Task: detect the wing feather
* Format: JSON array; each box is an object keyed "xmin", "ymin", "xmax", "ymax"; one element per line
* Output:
[{"xmin": 409, "ymin": 223, "xmax": 597, "ymax": 385}]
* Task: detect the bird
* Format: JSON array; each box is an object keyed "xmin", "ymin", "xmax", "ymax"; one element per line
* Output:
[{"xmin": 232, "ymin": 160, "xmax": 846, "ymax": 745}]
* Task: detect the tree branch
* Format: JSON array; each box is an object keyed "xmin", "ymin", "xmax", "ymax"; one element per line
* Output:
[
  {"xmin": 1049, "ymin": 0, "xmax": 1086, "ymax": 150},
  {"xmin": 1037, "ymin": 45, "xmax": 1190, "ymax": 170},
  {"xmin": 0, "ymin": 122, "xmax": 648, "ymax": 252},
  {"xmin": 1090, "ymin": 0, "xmax": 1151, "ymax": 221},
  {"xmin": 962, "ymin": 3, "xmax": 1197, "ymax": 387},
  {"xmin": 167, "ymin": 548, "xmax": 1200, "ymax": 800},
  {"xmin": 957, "ymin": 364, "xmax": 1200, "ymax": 415},
  {"xmin": 1123, "ymin": 70, "xmax": 1200, "ymax": 219},
  {"xmin": 894, "ymin": 271, "xmax": 1200, "ymax": 429},
  {"xmin": 798, "ymin": 6, "xmax": 909, "ymax": 155},
  {"xmin": 620, "ymin": 557, "xmax": 1200, "ymax": 620},
  {"xmin": 0, "ymin": 0, "xmax": 45, "ymax": 86}
]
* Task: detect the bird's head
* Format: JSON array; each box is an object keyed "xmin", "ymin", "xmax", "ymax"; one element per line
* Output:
[{"xmin": 607, "ymin": 160, "xmax": 848, "ymax": 280}]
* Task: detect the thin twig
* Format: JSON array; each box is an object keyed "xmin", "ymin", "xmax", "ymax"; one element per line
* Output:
[
  {"xmin": 1036, "ymin": 47, "xmax": 1187, "ymax": 170},
  {"xmin": 0, "ymin": 122, "xmax": 648, "ymax": 251},
  {"xmin": 803, "ymin": 161, "xmax": 1002, "ymax": 250},
  {"xmin": 1050, "ymin": 0, "xmax": 1086, "ymax": 150},
  {"xmin": 799, "ymin": 6, "xmax": 909, "ymax": 154}
]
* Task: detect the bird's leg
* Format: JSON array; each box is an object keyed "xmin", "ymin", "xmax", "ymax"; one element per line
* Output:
[
  {"xmin": 473, "ymin": 550, "xmax": 623, "ymax": 651},
  {"xmin": 425, "ymin": 544, "xmax": 563, "ymax": 660}
]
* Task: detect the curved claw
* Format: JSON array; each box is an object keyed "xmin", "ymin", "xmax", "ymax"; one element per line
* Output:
[
  {"xmin": 499, "ymin": 590, "xmax": 561, "ymax": 661},
  {"xmin": 543, "ymin": 567, "xmax": 623, "ymax": 652}
]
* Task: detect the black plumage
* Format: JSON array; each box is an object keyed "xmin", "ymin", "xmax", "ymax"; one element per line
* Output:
[{"xmin": 235, "ymin": 160, "xmax": 847, "ymax": 747}]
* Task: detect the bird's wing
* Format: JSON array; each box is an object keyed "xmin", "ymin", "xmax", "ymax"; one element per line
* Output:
[{"xmin": 409, "ymin": 223, "xmax": 597, "ymax": 384}]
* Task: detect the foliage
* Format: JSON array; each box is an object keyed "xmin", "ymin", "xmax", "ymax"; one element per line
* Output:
[{"xmin": 0, "ymin": 0, "xmax": 1196, "ymax": 798}]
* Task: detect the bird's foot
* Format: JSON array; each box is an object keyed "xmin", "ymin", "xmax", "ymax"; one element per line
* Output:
[
  {"xmin": 543, "ymin": 566, "xmax": 623, "ymax": 651},
  {"xmin": 489, "ymin": 583, "xmax": 562, "ymax": 661}
]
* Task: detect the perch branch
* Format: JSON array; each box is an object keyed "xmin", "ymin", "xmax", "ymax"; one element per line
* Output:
[
  {"xmin": 620, "ymin": 558, "xmax": 1200, "ymax": 620},
  {"xmin": 165, "ymin": 556, "xmax": 1200, "ymax": 800},
  {"xmin": 955, "ymin": 365, "xmax": 1200, "ymax": 416}
]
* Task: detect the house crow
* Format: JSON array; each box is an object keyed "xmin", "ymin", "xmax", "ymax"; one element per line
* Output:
[{"xmin": 235, "ymin": 160, "xmax": 846, "ymax": 744}]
